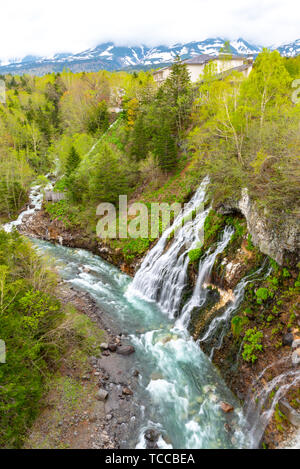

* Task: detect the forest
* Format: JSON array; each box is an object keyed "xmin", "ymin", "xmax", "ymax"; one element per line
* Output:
[
  {"xmin": 0, "ymin": 49, "xmax": 300, "ymax": 448},
  {"xmin": 0, "ymin": 51, "xmax": 299, "ymax": 228}
]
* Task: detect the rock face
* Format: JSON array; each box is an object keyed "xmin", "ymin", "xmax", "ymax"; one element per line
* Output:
[
  {"xmin": 218, "ymin": 188, "xmax": 300, "ymax": 265},
  {"xmin": 279, "ymin": 399, "xmax": 300, "ymax": 427},
  {"xmin": 292, "ymin": 349, "xmax": 300, "ymax": 367}
]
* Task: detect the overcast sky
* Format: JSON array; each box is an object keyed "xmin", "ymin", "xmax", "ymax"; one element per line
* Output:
[{"xmin": 1, "ymin": 0, "xmax": 299, "ymax": 59}]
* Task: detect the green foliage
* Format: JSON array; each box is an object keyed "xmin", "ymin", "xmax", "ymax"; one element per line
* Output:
[
  {"xmin": 242, "ymin": 327, "xmax": 264, "ymax": 363},
  {"xmin": 65, "ymin": 145, "xmax": 80, "ymax": 177},
  {"xmin": 203, "ymin": 210, "xmax": 226, "ymax": 246},
  {"xmin": 129, "ymin": 57, "xmax": 192, "ymax": 172},
  {"xmin": 269, "ymin": 258, "xmax": 279, "ymax": 274},
  {"xmin": 0, "ymin": 230, "xmax": 64, "ymax": 448},
  {"xmin": 188, "ymin": 247, "xmax": 203, "ymax": 263},
  {"xmin": 121, "ymin": 238, "xmax": 151, "ymax": 262},
  {"xmin": 72, "ymin": 140, "xmax": 136, "ymax": 205},
  {"xmin": 188, "ymin": 48, "xmax": 300, "ymax": 220},
  {"xmin": 0, "ymin": 179, "xmax": 27, "ymax": 218},
  {"xmin": 86, "ymin": 100, "xmax": 110, "ymax": 135},
  {"xmin": 35, "ymin": 175, "xmax": 50, "ymax": 189},
  {"xmin": 282, "ymin": 268, "xmax": 291, "ymax": 278},
  {"xmin": 246, "ymin": 234, "xmax": 255, "ymax": 251},
  {"xmin": 231, "ymin": 315, "xmax": 249, "ymax": 338},
  {"xmin": 45, "ymin": 200, "xmax": 76, "ymax": 227},
  {"xmin": 255, "ymin": 287, "xmax": 272, "ymax": 304}
]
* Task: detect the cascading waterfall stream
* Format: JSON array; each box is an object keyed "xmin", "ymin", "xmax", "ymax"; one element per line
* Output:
[
  {"xmin": 2, "ymin": 159, "xmax": 59, "ymax": 233},
  {"xmin": 244, "ymin": 365, "xmax": 300, "ymax": 448},
  {"xmin": 175, "ymin": 226, "xmax": 234, "ymax": 331},
  {"xmin": 128, "ymin": 176, "xmax": 210, "ymax": 317},
  {"xmin": 200, "ymin": 261, "xmax": 271, "ymax": 359},
  {"xmin": 20, "ymin": 176, "xmax": 251, "ymax": 448},
  {"xmin": 4, "ymin": 174, "xmax": 296, "ymax": 449},
  {"xmin": 31, "ymin": 238, "xmax": 249, "ymax": 449},
  {"xmin": 3, "ymin": 179, "xmax": 55, "ymax": 233}
]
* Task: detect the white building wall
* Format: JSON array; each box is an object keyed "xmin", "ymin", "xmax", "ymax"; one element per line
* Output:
[
  {"xmin": 154, "ymin": 58, "xmax": 252, "ymax": 84},
  {"xmin": 186, "ymin": 64, "xmax": 205, "ymax": 82}
]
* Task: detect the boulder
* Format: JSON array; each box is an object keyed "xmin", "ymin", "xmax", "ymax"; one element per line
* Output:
[
  {"xmin": 220, "ymin": 402, "xmax": 234, "ymax": 413},
  {"xmin": 292, "ymin": 339, "xmax": 300, "ymax": 349},
  {"xmin": 96, "ymin": 389, "xmax": 108, "ymax": 401},
  {"xmin": 100, "ymin": 343, "xmax": 109, "ymax": 350},
  {"xmin": 108, "ymin": 343, "xmax": 117, "ymax": 352},
  {"xmin": 144, "ymin": 429, "xmax": 160, "ymax": 449},
  {"xmin": 116, "ymin": 345, "xmax": 135, "ymax": 356},
  {"xmin": 122, "ymin": 387, "xmax": 133, "ymax": 396},
  {"xmin": 282, "ymin": 332, "xmax": 294, "ymax": 347}
]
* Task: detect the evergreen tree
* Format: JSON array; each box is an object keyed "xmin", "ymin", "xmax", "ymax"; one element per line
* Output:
[
  {"xmin": 129, "ymin": 112, "xmax": 149, "ymax": 161},
  {"xmin": 65, "ymin": 146, "xmax": 80, "ymax": 177}
]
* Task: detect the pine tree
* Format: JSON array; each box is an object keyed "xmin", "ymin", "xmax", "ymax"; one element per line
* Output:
[{"xmin": 65, "ymin": 146, "xmax": 80, "ymax": 177}]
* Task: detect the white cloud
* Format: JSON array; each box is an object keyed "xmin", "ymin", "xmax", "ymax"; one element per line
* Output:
[{"xmin": 0, "ymin": 0, "xmax": 299, "ymax": 60}]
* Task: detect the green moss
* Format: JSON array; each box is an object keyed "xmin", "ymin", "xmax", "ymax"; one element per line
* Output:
[
  {"xmin": 121, "ymin": 238, "xmax": 151, "ymax": 262},
  {"xmin": 242, "ymin": 327, "xmax": 264, "ymax": 363},
  {"xmin": 188, "ymin": 247, "xmax": 203, "ymax": 263},
  {"xmin": 256, "ymin": 287, "xmax": 273, "ymax": 304},
  {"xmin": 231, "ymin": 315, "xmax": 249, "ymax": 338}
]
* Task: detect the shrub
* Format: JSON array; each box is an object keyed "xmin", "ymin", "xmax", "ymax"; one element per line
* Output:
[
  {"xmin": 0, "ymin": 230, "xmax": 64, "ymax": 448},
  {"xmin": 188, "ymin": 247, "xmax": 203, "ymax": 263},
  {"xmin": 256, "ymin": 287, "xmax": 272, "ymax": 304},
  {"xmin": 242, "ymin": 327, "xmax": 264, "ymax": 363}
]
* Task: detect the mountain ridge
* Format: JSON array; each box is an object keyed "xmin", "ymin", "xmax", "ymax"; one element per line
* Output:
[{"xmin": 0, "ymin": 37, "xmax": 298, "ymax": 76}]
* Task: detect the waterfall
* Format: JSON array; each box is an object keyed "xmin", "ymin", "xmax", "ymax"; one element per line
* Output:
[
  {"xmin": 3, "ymin": 180, "xmax": 54, "ymax": 233},
  {"xmin": 200, "ymin": 261, "xmax": 270, "ymax": 358},
  {"xmin": 244, "ymin": 361, "xmax": 300, "ymax": 448},
  {"xmin": 175, "ymin": 226, "xmax": 234, "ymax": 331},
  {"xmin": 128, "ymin": 177, "xmax": 210, "ymax": 318}
]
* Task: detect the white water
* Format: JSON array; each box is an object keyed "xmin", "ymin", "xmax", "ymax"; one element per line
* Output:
[
  {"xmin": 31, "ymin": 239, "xmax": 248, "ymax": 449},
  {"xmin": 200, "ymin": 262, "xmax": 270, "ymax": 358},
  {"xmin": 128, "ymin": 177, "xmax": 210, "ymax": 317},
  {"xmin": 4, "ymin": 174, "xmax": 296, "ymax": 448},
  {"xmin": 176, "ymin": 226, "xmax": 234, "ymax": 331},
  {"xmin": 3, "ymin": 179, "xmax": 54, "ymax": 233},
  {"xmin": 244, "ymin": 366, "xmax": 300, "ymax": 448}
]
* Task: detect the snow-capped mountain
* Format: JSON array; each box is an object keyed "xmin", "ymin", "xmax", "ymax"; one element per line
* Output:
[
  {"xmin": 276, "ymin": 39, "xmax": 300, "ymax": 57},
  {"xmin": 0, "ymin": 37, "xmax": 298, "ymax": 76}
]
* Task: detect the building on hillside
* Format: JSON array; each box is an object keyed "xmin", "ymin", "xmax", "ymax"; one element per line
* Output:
[{"xmin": 153, "ymin": 54, "xmax": 253, "ymax": 84}]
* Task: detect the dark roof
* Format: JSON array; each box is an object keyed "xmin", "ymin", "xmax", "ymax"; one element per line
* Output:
[{"xmin": 183, "ymin": 54, "xmax": 217, "ymax": 65}]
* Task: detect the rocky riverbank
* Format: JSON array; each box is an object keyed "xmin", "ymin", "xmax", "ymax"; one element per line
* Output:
[
  {"xmin": 19, "ymin": 201, "xmax": 300, "ymax": 449},
  {"xmin": 19, "ymin": 207, "xmax": 140, "ymax": 276},
  {"xmin": 24, "ymin": 280, "xmax": 146, "ymax": 449}
]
